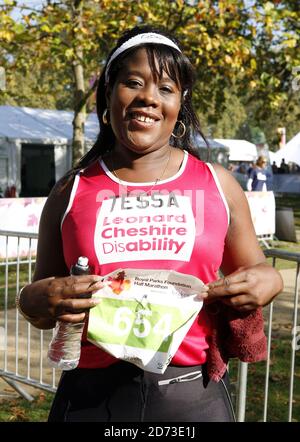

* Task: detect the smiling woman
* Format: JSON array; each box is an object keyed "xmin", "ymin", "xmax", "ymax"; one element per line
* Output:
[
  {"xmin": 17, "ymin": 24, "xmax": 283, "ymax": 423},
  {"xmin": 107, "ymin": 48, "xmax": 182, "ymax": 159}
]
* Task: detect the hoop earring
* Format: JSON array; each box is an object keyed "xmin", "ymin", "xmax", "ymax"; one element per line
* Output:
[
  {"xmin": 102, "ymin": 108, "xmax": 110, "ymax": 125},
  {"xmin": 172, "ymin": 120, "xmax": 186, "ymax": 139}
]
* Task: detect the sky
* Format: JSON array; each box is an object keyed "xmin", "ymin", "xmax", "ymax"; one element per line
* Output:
[{"xmin": 9, "ymin": 0, "xmax": 46, "ymax": 20}]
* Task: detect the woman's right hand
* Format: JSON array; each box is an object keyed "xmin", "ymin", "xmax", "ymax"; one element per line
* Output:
[{"xmin": 19, "ymin": 275, "xmax": 103, "ymax": 324}]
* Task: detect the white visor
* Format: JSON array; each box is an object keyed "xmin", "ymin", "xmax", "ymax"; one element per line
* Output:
[{"xmin": 105, "ymin": 32, "xmax": 182, "ymax": 83}]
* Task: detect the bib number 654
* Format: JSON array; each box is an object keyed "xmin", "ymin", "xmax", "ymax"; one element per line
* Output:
[{"xmin": 113, "ymin": 306, "xmax": 172, "ymax": 341}]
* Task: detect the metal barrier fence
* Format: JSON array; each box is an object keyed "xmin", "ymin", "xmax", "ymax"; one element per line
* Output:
[
  {"xmin": 235, "ymin": 248, "xmax": 300, "ymax": 422},
  {"xmin": 0, "ymin": 230, "xmax": 299, "ymax": 421},
  {"xmin": 0, "ymin": 230, "xmax": 58, "ymax": 401}
]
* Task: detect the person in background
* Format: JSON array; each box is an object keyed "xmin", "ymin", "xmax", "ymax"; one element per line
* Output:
[
  {"xmin": 227, "ymin": 162, "xmax": 235, "ymax": 172},
  {"xmin": 271, "ymin": 161, "xmax": 278, "ymax": 174},
  {"xmin": 290, "ymin": 163, "xmax": 300, "ymax": 173},
  {"xmin": 16, "ymin": 25, "xmax": 283, "ymax": 422},
  {"xmin": 4, "ymin": 185, "xmax": 17, "ymax": 198},
  {"xmin": 236, "ymin": 162, "xmax": 247, "ymax": 174},
  {"xmin": 279, "ymin": 158, "xmax": 290, "ymax": 174},
  {"xmin": 247, "ymin": 161, "xmax": 255, "ymax": 177},
  {"xmin": 247, "ymin": 156, "xmax": 270, "ymax": 191}
]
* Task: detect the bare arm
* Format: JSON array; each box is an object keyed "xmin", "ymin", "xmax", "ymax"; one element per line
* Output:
[
  {"xmin": 204, "ymin": 164, "xmax": 283, "ymax": 311},
  {"xmin": 18, "ymin": 178, "xmax": 102, "ymax": 328}
]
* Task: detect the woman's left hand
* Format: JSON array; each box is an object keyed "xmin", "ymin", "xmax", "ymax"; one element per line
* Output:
[{"xmin": 202, "ymin": 262, "xmax": 283, "ymax": 312}]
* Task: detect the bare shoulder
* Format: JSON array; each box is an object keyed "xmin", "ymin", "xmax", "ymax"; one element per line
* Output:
[
  {"xmin": 210, "ymin": 163, "xmax": 248, "ymax": 211},
  {"xmin": 34, "ymin": 174, "xmax": 75, "ymax": 280},
  {"xmin": 210, "ymin": 163, "xmax": 265, "ymax": 271}
]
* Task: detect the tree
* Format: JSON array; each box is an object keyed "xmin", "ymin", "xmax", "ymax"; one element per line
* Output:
[
  {"xmin": 0, "ymin": 0, "xmax": 299, "ymax": 163},
  {"xmin": 1, "ymin": 0, "xmax": 143, "ymax": 164},
  {"xmin": 238, "ymin": 0, "xmax": 300, "ymax": 145}
]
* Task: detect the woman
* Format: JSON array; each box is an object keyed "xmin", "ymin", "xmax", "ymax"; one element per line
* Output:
[
  {"xmin": 16, "ymin": 25, "xmax": 283, "ymax": 422},
  {"xmin": 247, "ymin": 156, "xmax": 270, "ymax": 191}
]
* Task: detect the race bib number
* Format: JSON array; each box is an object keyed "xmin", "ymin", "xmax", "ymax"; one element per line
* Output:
[{"xmin": 87, "ymin": 269, "xmax": 204, "ymax": 373}]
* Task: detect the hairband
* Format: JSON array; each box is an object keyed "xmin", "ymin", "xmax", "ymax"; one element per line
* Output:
[{"xmin": 105, "ymin": 32, "xmax": 182, "ymax": 83}]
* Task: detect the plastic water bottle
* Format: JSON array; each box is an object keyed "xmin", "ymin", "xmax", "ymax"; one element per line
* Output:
[{"xmin": 47, "ymin": 256, "xmax": 90, "ymax": 370}]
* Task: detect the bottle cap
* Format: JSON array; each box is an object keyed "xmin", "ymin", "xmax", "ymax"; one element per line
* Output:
[{"xmin": 77, "ymin": 256, "xmax": 89, "ymax": 267}]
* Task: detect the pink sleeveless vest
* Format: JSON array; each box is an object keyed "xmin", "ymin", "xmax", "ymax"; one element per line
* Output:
[{"xmin": 61, "ymin": 151, "xmax": 229, "ymax": 368}]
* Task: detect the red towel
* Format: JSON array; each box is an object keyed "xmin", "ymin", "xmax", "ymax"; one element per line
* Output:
[{"xmin": 205, "ymin": 303, "xmax": 267, "ymax": 382}]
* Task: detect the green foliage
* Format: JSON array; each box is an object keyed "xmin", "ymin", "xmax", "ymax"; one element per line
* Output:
[
  {"xmin": 0, "ymin": 0, "xmax": 299, "ymax": 153},
  {"xmin": 0, "ymin": 66, "xmax": 74, "ymax": 109}
]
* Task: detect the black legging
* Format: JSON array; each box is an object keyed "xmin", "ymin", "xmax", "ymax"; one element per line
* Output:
[{"xmin": 48, "ymin": 361, "xmax": 236, "ymax": 422}]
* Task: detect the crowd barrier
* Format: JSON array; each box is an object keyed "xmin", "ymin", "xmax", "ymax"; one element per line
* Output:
[{"xmin": 0, "ymin": 230, "xmax": 57, "ymax": 401}]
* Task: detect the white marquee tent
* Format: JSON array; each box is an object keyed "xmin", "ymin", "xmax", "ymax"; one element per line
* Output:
[
  {"xmin": 272, "ymin": 131, "xmax": 300, "ymax": 167},
  {"xmin": 214, "ymin": 138, "xmax": 258, "ymax": 162},
  {"xmin": 0, "ymin": 105, "xmax": 99, "ymax": 195}
]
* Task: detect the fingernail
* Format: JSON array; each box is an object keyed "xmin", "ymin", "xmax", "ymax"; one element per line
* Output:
[{"xmin": 91, "ymin": 297, "xmax": 101, "ymax": 305}]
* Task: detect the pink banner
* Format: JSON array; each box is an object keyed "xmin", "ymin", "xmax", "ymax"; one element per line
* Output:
[{"xmin": 0, "ymin": 197, "xmax": 46, "ymax": 258}]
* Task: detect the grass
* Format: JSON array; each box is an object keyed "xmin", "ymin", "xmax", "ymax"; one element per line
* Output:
[
  {"xmin": 229, "ymin": 336, "xmax": 300, "ymax": 422},
  {"xmin": 0, "ymin": 391, "xmax": 54, "ymax": 422},
  {"xmin": 265, "ymin": 239, "xmax": 300, "ymax": 271},
  {"xmin": 0, "ymin": 261, "xmax": 33, "ymax": 310}
]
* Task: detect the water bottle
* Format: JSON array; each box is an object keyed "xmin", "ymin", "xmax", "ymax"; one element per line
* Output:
[{"xmin": 47, "ymin": 256, "xmax": 90, "ymax": 370}]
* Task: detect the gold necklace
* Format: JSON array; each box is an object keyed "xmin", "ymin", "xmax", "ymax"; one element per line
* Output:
[{"xmin": 111, "ymin": 148, "xmax": 172, "ymax": 195}]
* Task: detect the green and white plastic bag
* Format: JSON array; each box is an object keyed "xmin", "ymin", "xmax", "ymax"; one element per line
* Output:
[{"xmin": 87, "ymin": 269, "xmax": 204, "ymax": 374}]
